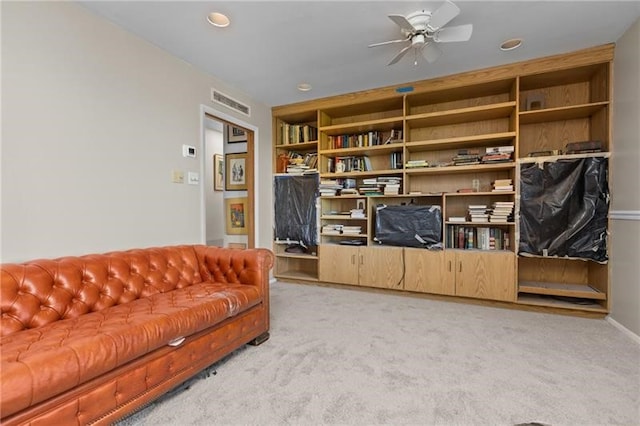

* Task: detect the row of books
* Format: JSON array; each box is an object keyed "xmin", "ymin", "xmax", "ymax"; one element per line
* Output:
[
  {"xmin": 327, "ymin": 129, "xmax": 402, "ymax": 149},
  {"xmin": 322, "ymin": 224, "xmax": 362, "ymax": 235},
  {"xmin": 446, "ymin": 226, "xmax": 511, "ymax": 250},
  {"xmin": 285, "ymin": 152, "xmax": 318, "ymax": 174},
  {"xmin": 360, "ymin": 176, "xmax": 402, "ymax": 195},
  {"xmin": 279, "ymin": 123, "xmax": 318, "ymax": 145},
  {"xmin": 452, "ymin": 146, "xmax": 515, "ymax": 166},
  {"xmin": 492, "ymin": 178, "xmax": 513, "ymax": 192},
  {"xmin": 329, "ymin": 156, "xmax": 372, "ymax": 173}
]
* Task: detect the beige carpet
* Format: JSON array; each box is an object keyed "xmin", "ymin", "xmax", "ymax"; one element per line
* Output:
[{"xmin": 117, "ymin": 281, "xmax": 640, "ymax": 425}]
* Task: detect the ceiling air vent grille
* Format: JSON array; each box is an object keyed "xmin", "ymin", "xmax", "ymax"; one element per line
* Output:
[{"xmin": 211, "ymin": 89, "xmax": 250, "ymax": 117}]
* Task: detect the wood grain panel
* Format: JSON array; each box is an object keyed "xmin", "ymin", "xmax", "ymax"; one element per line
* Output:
[
  {"xmin": 318, "ymin": 245, "xmax": 359, "ymax": 285},
  {"xmin": 410, "ymin": 118, "xmax": 510, "ymax": 141},
  {"xmin": 520, "ymin": 81, "xmax": 590, "ymax": 110},
  {"xmin": 519, "ymin": 118, "xmax": 590, "ymax": 156},
  {"xmin": 404, "ymin": 249, "xmax": 454, "ymax": 295},
  {"xmin": 518, "ymin": 257, "xmax": 589, "ymax": 284},
  {"xmin": 359, "ymin": 246, "xmax": 404, "ymax": 290},
  {"xmin": 455, "ymin": 251, "xmax": 516, "ymax": 301}
]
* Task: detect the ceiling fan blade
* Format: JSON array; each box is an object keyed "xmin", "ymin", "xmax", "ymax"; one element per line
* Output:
[
  {"xmin": 388, "ymin": 45, "xmax": 412, "ymax": 66},
  {"xmin": 368, "ymin": 38, "xmax": 408, "ymax": 48},
  {"xmin": 388, "ymin": 14, "xmax": 416, "ymax": 33},
  {"xmin": 428, "ymin": 0, "xmax": 460, "ymax": 30},
  {"xmin": 433, "ymin": 24, "xmax": 473, "ymax": 42},
  {"xmin": 422, "ymin": 43, "xmax": 443, "ymax": 63}
]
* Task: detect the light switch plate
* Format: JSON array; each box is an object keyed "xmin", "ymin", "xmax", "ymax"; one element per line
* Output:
[{"xmin": 187, "ymin": 172, "xmax": 199, "ymax": 185}]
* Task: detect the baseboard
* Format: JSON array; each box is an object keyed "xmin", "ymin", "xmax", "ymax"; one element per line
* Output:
[
  {"xmin": 606, "ymin": 316, "xmax": 640, "ymax": 345},
  {"xmin": 269, "ymin": 277, "xmax": 277, "ymax": 284},
  {"xmin": 610, "ymin": 210, "xmax": 640, "ymax": 220}
]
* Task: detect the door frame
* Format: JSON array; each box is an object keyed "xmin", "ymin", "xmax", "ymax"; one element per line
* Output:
[{"xmin": 200, "ymin": 105, "xmax": 259, "ymax": 248}]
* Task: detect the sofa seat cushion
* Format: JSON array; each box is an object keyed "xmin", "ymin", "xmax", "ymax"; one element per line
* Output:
[{"xmin": 0, "ymin": 282, "xmax": 260, "ymax": 417}]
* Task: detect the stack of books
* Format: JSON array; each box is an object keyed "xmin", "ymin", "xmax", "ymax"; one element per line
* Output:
[
  {"xmin": 341, "ymin": 226, "xmax": 362, "ymax": 235},
  {"xmin": 350, "ymin": 209, "xmax": 365, "ymax": 219},
  {"xmin": 468, "ymin": 205, "xmax": 489, "ymax": 223},
  {"xmin": 489, "ymin": 201, "xmax": 515, "ymax": 223},
  {"xmin": 565, "ymin": 140, "xmax": 603, "ymax": 154},
  {"xmin": 492, "ymin": 179, "xmax": 513, "ymax": 192},
  {"xmin": 322, "ymin": 224, "xmax": 343, "ymax": 235},
  {"xmin": 405, "ymin": 159, "xmax": 429, "ymax": 168},
  {"xmin": 379, "ymin": 176, "xmax": 401, "ymax": 195},
  {"xmin": 453, "ymin": 150, "xmax": 481, "ymax": 166},
  {"xmin": 449, "ymin": 216, "xmax": 466, "ymax": 223},
  {"xmin": 319, "ymin": 179, "xmax": 342, "ymax": 196},
  {"xmin": 481, "ymin": 146, "xmax": 514, "ymax": 164}
]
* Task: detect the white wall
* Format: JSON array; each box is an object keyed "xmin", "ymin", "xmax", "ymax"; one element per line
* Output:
[
  {"xmin": 204, "ymin": 121, "xmax": 224, "ymax": 246},
  {"xmin": 611, "ymin": 18, "xmax": 640, "ymax": 336},
  {"xmin": 1, "ymin": 1, "xmax": 273, "ymax": 262}
]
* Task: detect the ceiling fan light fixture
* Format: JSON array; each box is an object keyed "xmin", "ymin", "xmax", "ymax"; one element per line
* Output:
[
  {"xmin": 500, "ymin": 38, "xmax": 523, "ymax": 51},
  {"xmin": 297, "ymin": 83, "xmax": 312, "ymax": 92},
  {"xmin": 207, "ymin": 12, "xmax": 230, "ymax": 28}
]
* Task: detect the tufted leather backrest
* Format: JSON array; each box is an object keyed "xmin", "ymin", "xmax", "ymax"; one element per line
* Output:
[{"xmin": 0, "ymin": 245, "xmax": 204, "ymax": 337}]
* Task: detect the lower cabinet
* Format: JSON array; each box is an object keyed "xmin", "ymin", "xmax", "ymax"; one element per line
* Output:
[
  {"xmin": 319, "ymin": 245, "xmax": 404, "ymax": 289},
  {"xmin": 401, "ymin": 249, "xmax": 516, "ymax": 302},
  {"xmin": 404, "ymin": 249, "xmax": 455, "ymax": 295},
  {"xmin": 449, "ymin": 250, "xmax": 516, "ymax": 302}
]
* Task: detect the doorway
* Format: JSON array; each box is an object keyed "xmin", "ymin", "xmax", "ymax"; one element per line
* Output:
[{"xmin": 201, "ymin": 109, "xmax": 256, "ymax": 249}]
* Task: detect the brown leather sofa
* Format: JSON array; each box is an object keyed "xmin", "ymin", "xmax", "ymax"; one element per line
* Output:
[{"xmin": 0, "ymin": 244, "xmax": 273, "ymax": 425}]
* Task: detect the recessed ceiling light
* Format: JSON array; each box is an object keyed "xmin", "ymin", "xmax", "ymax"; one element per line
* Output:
[
  {"xmin": 207, "ymin": 12, "xmax": 230, "ymax": 28},
  {"xmin": 500, "ymin": 38, "xmax": 523, "ymax": 51},
  {"xmin": 297, "ymin": 83, "xmax": 312, "ymax": 92}
]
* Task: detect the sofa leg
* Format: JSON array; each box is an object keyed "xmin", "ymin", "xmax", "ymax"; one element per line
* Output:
[{"xmin": 248, "ymin": 331, "xmax": 270, "ymax": 346}]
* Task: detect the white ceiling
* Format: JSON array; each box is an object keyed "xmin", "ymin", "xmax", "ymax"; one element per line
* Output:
[{"xmin": 79, "ymin": 1, "xmax": 640, "ymax": 107}]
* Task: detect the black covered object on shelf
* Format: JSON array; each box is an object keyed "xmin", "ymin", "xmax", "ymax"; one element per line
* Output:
[
  {"xmin": 519, "ymin": 156, "xmax": 609, "ymax": 262},
  {"xmin": 374, "ymin": 204, "xmax": 442, "ymax": 249},
  {"xmin": 274, "ymin": 174, "xmax": 319, "ymax": 248}
]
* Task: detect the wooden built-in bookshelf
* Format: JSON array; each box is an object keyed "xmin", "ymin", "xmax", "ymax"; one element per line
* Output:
[{"xmin": 272, "ymin": 44, "xmax": 614, "ymax": 315}]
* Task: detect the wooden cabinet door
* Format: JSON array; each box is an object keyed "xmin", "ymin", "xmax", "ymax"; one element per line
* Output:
[
  {"xmin": 454, "ymin": 251, "xmax": 516, "ymax": 302},
  {"xmin": 358, "ymin": 246, "xmax": 404, "ymax": 290},
  {"xmin": 404, "ymin": 249, "xmax": 455, "ymax": 295},
  {"xmin": 318, "ymin": 244, "xmax": 359, "ymax": 285}
]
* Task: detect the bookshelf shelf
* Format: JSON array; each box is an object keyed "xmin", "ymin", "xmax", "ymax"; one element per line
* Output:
[
  {"xmin": 518, "ymin": 281, "xmax": 606, "ymax": 300},
  {"xmin": 275, "ymin": 140, "xmax": 318, "ymax": 150},
  {"xmin": 275, "ymin": 252, "xmax": 319, "ymax": 260},
  {"xmin": 319, "ymin": 144, "xmax": 402, "ymax": 156},
  {"xmin": 405, "ymin": 101, "xmax": 516, "ymax": 128},
  {"xmin": 321, "ymin": 215, "xmax": 367, "ymax": 220},
  {"xmin": 405, "ymin": 162, "xmax": 515, "ymax": 175},
  {"xmin": 320, "ymin": 169, "xmax": 401, "ymax": 178},
  {"xmin": 405, "ymin": 132, "xmax": 516, "ymax": 152},
  {"xmin": 320, "ymin": 117, "xmax": 404, "ymax": 136},
  {"xmin": 519, "ymin": 101, "xmax": 609, "ymax": 124},
  {"xmin": 516, "ymin": 294, "xmax": 607, "ymax": 313}
]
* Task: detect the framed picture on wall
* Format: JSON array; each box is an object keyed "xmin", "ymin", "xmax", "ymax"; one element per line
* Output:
[
  {"xmin": 225, "ymin": 152, "xmax": 247, "ymax": 191},
  {"xmin": 225, "ymin": 197, "xmax": 248, "ymax": 235},
  {"xmin": 227, "ymin": 125, "xmax": 247, "ymax": 144},
  {"xmin": 213, "ymin": 154, "xmax": 224, "ymax": 191}
]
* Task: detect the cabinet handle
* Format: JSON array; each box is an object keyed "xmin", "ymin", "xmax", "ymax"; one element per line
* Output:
[
  {"xmin": 351, "ymin": 254, "xmax": 356, "ymax": 264},
  {"xmin": 359, "ymin": 254, "xmax": 364, "ymax": 265},
  {"xmin": 448, "ymin": 260, "xmax": 451, "ymax": 272},
  {"xmin": 459, "ymin": 262, "xmax": 462, "ymax": 273}
]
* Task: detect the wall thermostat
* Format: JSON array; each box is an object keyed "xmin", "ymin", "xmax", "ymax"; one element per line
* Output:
[{"xmin": 182, "ymin": 144, "xmax": 197, "ymax": 158}]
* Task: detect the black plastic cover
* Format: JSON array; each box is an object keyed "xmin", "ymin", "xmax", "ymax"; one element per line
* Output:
[
  {"xmin": 519, "ymin": 156, "xmax": 609, "ymax": 263},
  {"xmin": 374, "ymin": 204, "xmax": 442, "ymax": 249},
  {"xmin": 274, "ymin": 174, "xmax": 319, "ymax": 247}
]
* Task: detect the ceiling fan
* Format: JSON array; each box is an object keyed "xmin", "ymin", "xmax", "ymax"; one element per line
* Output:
[{"xmin": 369, "ymin": 0, "xmax": 473, "ymax": 66}]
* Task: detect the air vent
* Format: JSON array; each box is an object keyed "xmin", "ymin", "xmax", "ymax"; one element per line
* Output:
[{"xmin": 211, "ymin": 89, "xmax": 250, "ymax": 117}]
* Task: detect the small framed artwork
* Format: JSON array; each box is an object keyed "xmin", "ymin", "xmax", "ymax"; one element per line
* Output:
[
  {"xmin": 225, "ymin": 197, "xmax": 248, "ymax": 235},
  {"xmin": 227, "ymin": 125, "xmax": 247, "ymax": 144},
  {"xmin": 213, "ymin": 154, "xmax": 224, "ymax": 191},
  {"xmin": 225, "ymin": 152, "xmax": 247, "ymax": 191}
]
